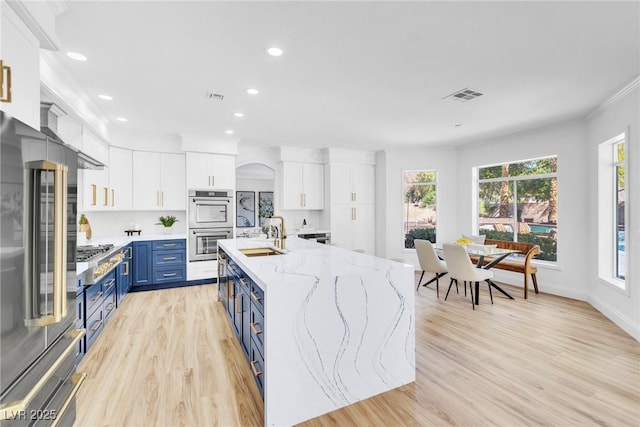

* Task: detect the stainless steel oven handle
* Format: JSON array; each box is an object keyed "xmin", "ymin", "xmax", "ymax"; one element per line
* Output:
[
  {"xmin": 0, "ymin": 329, "xmax": 85, "ymax": 420},
  {"xmin": 191, "ymin": 197, "xmax": 230, "ymax": 203}
]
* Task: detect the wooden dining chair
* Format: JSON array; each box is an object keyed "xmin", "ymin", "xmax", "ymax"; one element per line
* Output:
[
  {"xmin": 442, "ymin": 244, "xmax": 494, "ymax": 310},
  {"xmin": 415, "ymin": 239, "xmax": 448, "ymax": 297}
]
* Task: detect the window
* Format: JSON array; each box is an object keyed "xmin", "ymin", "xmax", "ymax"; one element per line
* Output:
[
  {"xmin": 403, "ymin": 171, "xmax": 437, "ymax": 248},
  {"xmin": 598, "ymin": 134, "xmax": 626, "ymax": 288},
  {"xmin": 477, "ymin": 156, "xmax": 558, "ymax": 261},
  {"xmin": 614, "ymin": 141, "xmax": 626, "ymax": 280}
]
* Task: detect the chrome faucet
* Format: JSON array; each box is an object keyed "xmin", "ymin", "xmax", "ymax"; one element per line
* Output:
[{"xmin": 270, "ymin": 216, "xmax": 286, "ymax": 250}]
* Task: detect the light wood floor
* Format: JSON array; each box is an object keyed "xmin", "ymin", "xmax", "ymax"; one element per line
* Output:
[{"xmin": 75, "ymin": 278, "xmax": 640, "ymax": 427}]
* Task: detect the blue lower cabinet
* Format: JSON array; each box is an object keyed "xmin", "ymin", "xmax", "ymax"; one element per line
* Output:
[
  {"xmin": 132, "ymin": 241, "xmax": 153, "ymax": 286},
  {"xmin": 83, "ymin": 269, "xmax": 115, "ymax": 354},
  {"xmin": 103, "ymin": 284, "xmax": 117, "ymax": 324},
  {"xmin": 76, "ymin": 277, "xmax": 86, "ymax": 363},
  {"xmin": 153, "ymin": 266, "xmax": 186, "ymax": 284},
  {"xmin": 85, "ymin": 304, "xmax": 104, "ymax": 350},
  {"xmin": 132, "ymin": 239, "xmax": 187, "ymax": 288},
  {"xmin": 218, "ymin": 249, "xmax": 266, "ymax": 400},
  {"xmin": 250, "ymin": 337, "xmax": 265, "ymax": 397}
]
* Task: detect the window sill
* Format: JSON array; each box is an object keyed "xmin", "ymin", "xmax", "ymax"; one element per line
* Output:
[{"xmin": 598, "ymin": 276, "xmax": 627, "ymax": 294}]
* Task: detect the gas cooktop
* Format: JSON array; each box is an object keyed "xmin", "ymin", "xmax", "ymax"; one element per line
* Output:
[{"xmin": 75, "ymin": 244, "xmax": 114, "ymax": 262}]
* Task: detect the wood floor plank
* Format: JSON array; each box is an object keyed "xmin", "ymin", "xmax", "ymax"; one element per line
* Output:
[{"xmin": 75, "ymin": 278, "xmax": 639, "ymax": 427}]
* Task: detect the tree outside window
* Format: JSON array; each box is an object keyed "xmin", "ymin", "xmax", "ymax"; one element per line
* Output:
[
  {"xmin": 403, "ymin": 171, "xmax": 436, "ymax": 248},
  {"xmin": 614, "ymin": 141, "xmax": 626, "ymax": 279},
  {"xmin": 477, "ymin": 156, "xmax": 558, "ymax": 261}
]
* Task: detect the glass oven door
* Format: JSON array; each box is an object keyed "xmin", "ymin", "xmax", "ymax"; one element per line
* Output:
[
  {"xmin": 189, "ymin": 198, "xmax": 232, "ymax": 228},
  {"xmin": 189, "ymin": 228, "xmax": 233, "ymax": 261}
]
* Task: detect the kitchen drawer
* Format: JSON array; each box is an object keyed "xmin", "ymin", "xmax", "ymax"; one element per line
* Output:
[
  {"xmin": 84, "ymin": 282, "xmax": 103, "ymax": 316},
  {"xmin": 152, "ymin": 239, "xmax": 185, "ymax": 251},
  {"xmin": 152, "ymin": 249, "xmax": 186, "ymax": 266},
  {"xmin": 102, "ymin": 272, "xmax": 117, "ymax": 297},
  {"xmin": 85, "ymin": 305, "xmax": 104, "ymax": 350},
  {"xmin": 153, "ymin": 265, "xmax": 186, "ymax": 284},
  {"xmin": 103, "ymin": 290, "xmax": 117, "ymax": 323},
  {"xmin": 75, "ymin": 319, "xmax": 85, "ymax": 363},
  {"xmin": 250, "ymin": 336, "xmax": 265, "ymax": 397},
  {"xmin": 250, "ymin": 303, "xmax": 264, "ymax": 353},
  {"xmin": 76, "ymin": 291, "xmax": 85, "ymax": 325},
  {"xmin": 250, "ymin": 282, "xmax": 264, "ymax": 315}
]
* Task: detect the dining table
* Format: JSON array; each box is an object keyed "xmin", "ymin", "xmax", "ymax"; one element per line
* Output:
[{"xmin": 437, "ymin": 245, "xmax": 520, "ymax": 305}]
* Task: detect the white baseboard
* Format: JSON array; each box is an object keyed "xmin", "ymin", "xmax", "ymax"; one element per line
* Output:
[{"xmin": 589, "ymin": 295, "xmax": 640, "ymax": 342}]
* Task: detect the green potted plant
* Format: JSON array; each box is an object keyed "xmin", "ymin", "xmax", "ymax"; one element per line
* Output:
[{"xmin": 157, "ymin": 215, "xmax": 179, "ymax": 234}]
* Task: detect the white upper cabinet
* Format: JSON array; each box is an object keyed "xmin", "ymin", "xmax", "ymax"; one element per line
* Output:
[
  {"xmin": 1, "ymin": 5, "xmax": 40, "ymax": 128},
  {"xmin": 108, "ymin": 146, "xmax": 132, "ymax": 210},
  {"xmin": 282, "ymin": 162, "xmax": 324, "ymax": 210},
  {"xmin": 186, "ymin": 152, "xmax": 235, "ymax": 190},
  {"xmin": 330, "ymin": 163, "xmax": 375, "ymax": 204},
  {"xmin": 132, "ymin": 151, "xmax": 185, "ymax": 210}
]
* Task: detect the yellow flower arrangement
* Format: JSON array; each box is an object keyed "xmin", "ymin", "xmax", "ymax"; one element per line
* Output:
[{"xmin": 456, "ymin": 237, "xmax": 472, "ymax": 245}]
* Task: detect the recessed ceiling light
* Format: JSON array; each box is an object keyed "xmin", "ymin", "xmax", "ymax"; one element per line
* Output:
[
  {"xmin": 98, "ymin": 94, "xmax": 113, "ymax": 100},
  {"xmin": 233, "ymin": 112, "xmax": 244, "ymax": 118},
  {"xmin": 116, "ymin": 117, "xmax": 128, "ymax": 122},
  {"xmin": 266, "ymin": 47, "xmax": 284, "ymax": 57},
  {"xmin": 246, "ymin": 88, "xmax": 259, "ymax": 95},
  {"xmin": 225, "ymin": 130, "xmax": 234, "ymax": 134},
  {"xmin": 66, "ymin": 52, "xmax": 87, "ymax": 61}
]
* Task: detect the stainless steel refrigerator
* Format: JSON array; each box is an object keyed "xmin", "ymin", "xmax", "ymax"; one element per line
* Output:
[{"xmin": 0, "ymin": 111, "xmax": 86, "ymax": 426}]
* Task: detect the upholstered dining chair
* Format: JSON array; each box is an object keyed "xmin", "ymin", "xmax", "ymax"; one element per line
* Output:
[
  {"xmin": 415, "ymin": 239, "xmax": 448, "ymax": 297},
  {"xmin": 442, "ymin": 243, "xmax": 494, "ymax": 310}
]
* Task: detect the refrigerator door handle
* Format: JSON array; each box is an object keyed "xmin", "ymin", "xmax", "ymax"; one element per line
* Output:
[
  {"xmin": 0, "ymin": 329, "xmax": 85, "ymax": 420},
  {"xmin": 25, "ymin": 160, "xmax": 68, "ymax": 326}
]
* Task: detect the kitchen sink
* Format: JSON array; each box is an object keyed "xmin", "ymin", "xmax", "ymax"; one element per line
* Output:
[{"xmin": 239, "ymin": 247, "xmax": 285, "ymax": 257}]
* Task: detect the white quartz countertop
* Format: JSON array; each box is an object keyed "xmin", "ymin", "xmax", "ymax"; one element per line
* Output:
[{"xmin": 219, "ymin": 237, "xmax": 402, "ymax": 292}]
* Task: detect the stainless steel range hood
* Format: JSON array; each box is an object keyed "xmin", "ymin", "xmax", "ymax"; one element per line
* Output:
[{"xmin": 40, "ymin": 103, "xmax": 105, "ymax": 170}]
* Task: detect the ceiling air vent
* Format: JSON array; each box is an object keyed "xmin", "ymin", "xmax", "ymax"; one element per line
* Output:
[
  {"xmin": 443, "ymin": 88, "xmax": 484, "ymax": 103},
  {"xmin": 207, "ymin": 92, "xmax": 224, "ymax": 101}
]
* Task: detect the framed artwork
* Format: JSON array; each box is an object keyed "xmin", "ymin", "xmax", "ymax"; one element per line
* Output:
[
  {"xmin": 236, "ymin": 191, "xmax": 255, "ymax": 227},
  {"xmin": 259, "ymin": 191, "xmax": 274, "ymax": 227}
]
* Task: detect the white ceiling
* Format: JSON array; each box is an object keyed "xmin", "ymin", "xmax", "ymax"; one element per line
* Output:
[{"xmin": 53, "ymin": 1, "xmax": 639, "ymax": 151}]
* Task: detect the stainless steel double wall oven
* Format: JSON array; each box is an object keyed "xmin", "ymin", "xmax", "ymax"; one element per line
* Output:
[{"xmin": 188, "ymin": 189, "xmax": 233, "ymax": 261}]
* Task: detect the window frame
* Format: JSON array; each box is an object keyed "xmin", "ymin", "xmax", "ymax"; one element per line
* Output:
[
  {"xmin": 402, "ymin": 169, "xmax": 438, "ymax": 251},
  {"xmin": 476, "ymin": 155, "xmax": 558, "ymax": 264}
]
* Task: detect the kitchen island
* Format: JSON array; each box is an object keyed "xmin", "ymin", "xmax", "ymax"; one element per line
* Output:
[{"xmin": 218, "ymin": 237, "xmax": 415, "ymax": 426}]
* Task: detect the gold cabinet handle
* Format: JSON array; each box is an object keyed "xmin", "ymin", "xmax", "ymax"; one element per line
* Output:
[
  {"xmin": 104, "ymin": 302, "xmax": 115, "ymax": 314},
  {"xmin": 236, "ymin": 294, "xmax": 242, "ymax": 313},
  {"xmin": 111, "ymin": 189, "xmax": 115, "ymax": 206},
  {"xmin": 212, "ymin": 176, "xmax": 215, "ymax": 187},
  {"xmin": 300, "ymin": 193, "xmax": 303, "ymax": 207},
  {"xmin": 163, "ymin": 272, "xmax": 177, "ymax": 277},
  {"xmin": 163, "ymin": 243, "xmax": 177, "ymax": 247},
  {"xmin": 89, "ymin": 291, "xmax": 103, "ymax": 303},
  {"xmin": 0, "ymin": 329, "xmax": 86, "ymax": 420},
  {"xmin": 124, "ymin": 261, "xmax": 129, "ymax": 275},
  {"xmin": 163, "ymin": 256, "xmax": 177, "ymax": 261},
  {"xmin": 91, "ymin": 184, "xmax": 97, "ymax": 206},
  {"xmin": 103, "ymin": 187, "xmax": 108, "ymax": 206},
  {"xmin": 161, "ymin": 191, "xmax": 164, "ymax": 207},
  {"xmin": 90, "ymin": 319, "xmax": 103, "ymax": 333},
  {"xmin": 250, "ymin": 360, "xmax": 262, "ymax": 377},
  {"xmin": 239, "ymin": 278, "xmax": 248, "ymax": 287},
  {"xmin": 353, "ymin": 192, "xmax": 357, "ymax": 202},
  {"xmin": 250, "ymin": 322, "xmax": 262, "ymax": 335},
  {"xmin": 250, "ymin": 291, "xmax": 262, "ymax": 302},
  {"xmin": 354, "ymin": 207, "xmax": 356, "ymax": 220},
  {"xmin": 50, "ymin": 373, "xmax": 87, "ymax": 427},
  {"xmin": 0, "ymin": 60, "xmax": 12, "ymax": 103}
]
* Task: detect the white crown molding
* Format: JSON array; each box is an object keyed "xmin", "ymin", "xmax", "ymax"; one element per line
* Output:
[
  {"xmin": 586, "ymin": 75, "xmax": 640, "ymax": 119},
  {"xmin": 180, "ymin": 134, "xmax": 239, "ymax": 155},
  {"xmin": 40, "ymin": 50, "xmax": 112, "ymax": 143},
  {"xmin": 6, "ymin": 0, "xmax": 61, "ymax": 50}
]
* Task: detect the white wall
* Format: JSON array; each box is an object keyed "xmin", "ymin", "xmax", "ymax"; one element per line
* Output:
[
  {"xmin": 376, "ymin": 146, "xmax": 458, "ymax": 266},
  {"xmin": 457, "ymin": 120, "xmax": 589, "ymax": 300},
  {"xmin": 586, "ymin": 83, "xmax": 640, "ymax": 340},
  {"xmin": 79, "ymin": 210, "xmax": 187, "ymax": 240}
]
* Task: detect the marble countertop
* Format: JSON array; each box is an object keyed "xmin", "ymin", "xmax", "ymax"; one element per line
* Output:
[{"xmin": 218, "ymin": 237, "xmax": 415, "ymax": 426}]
